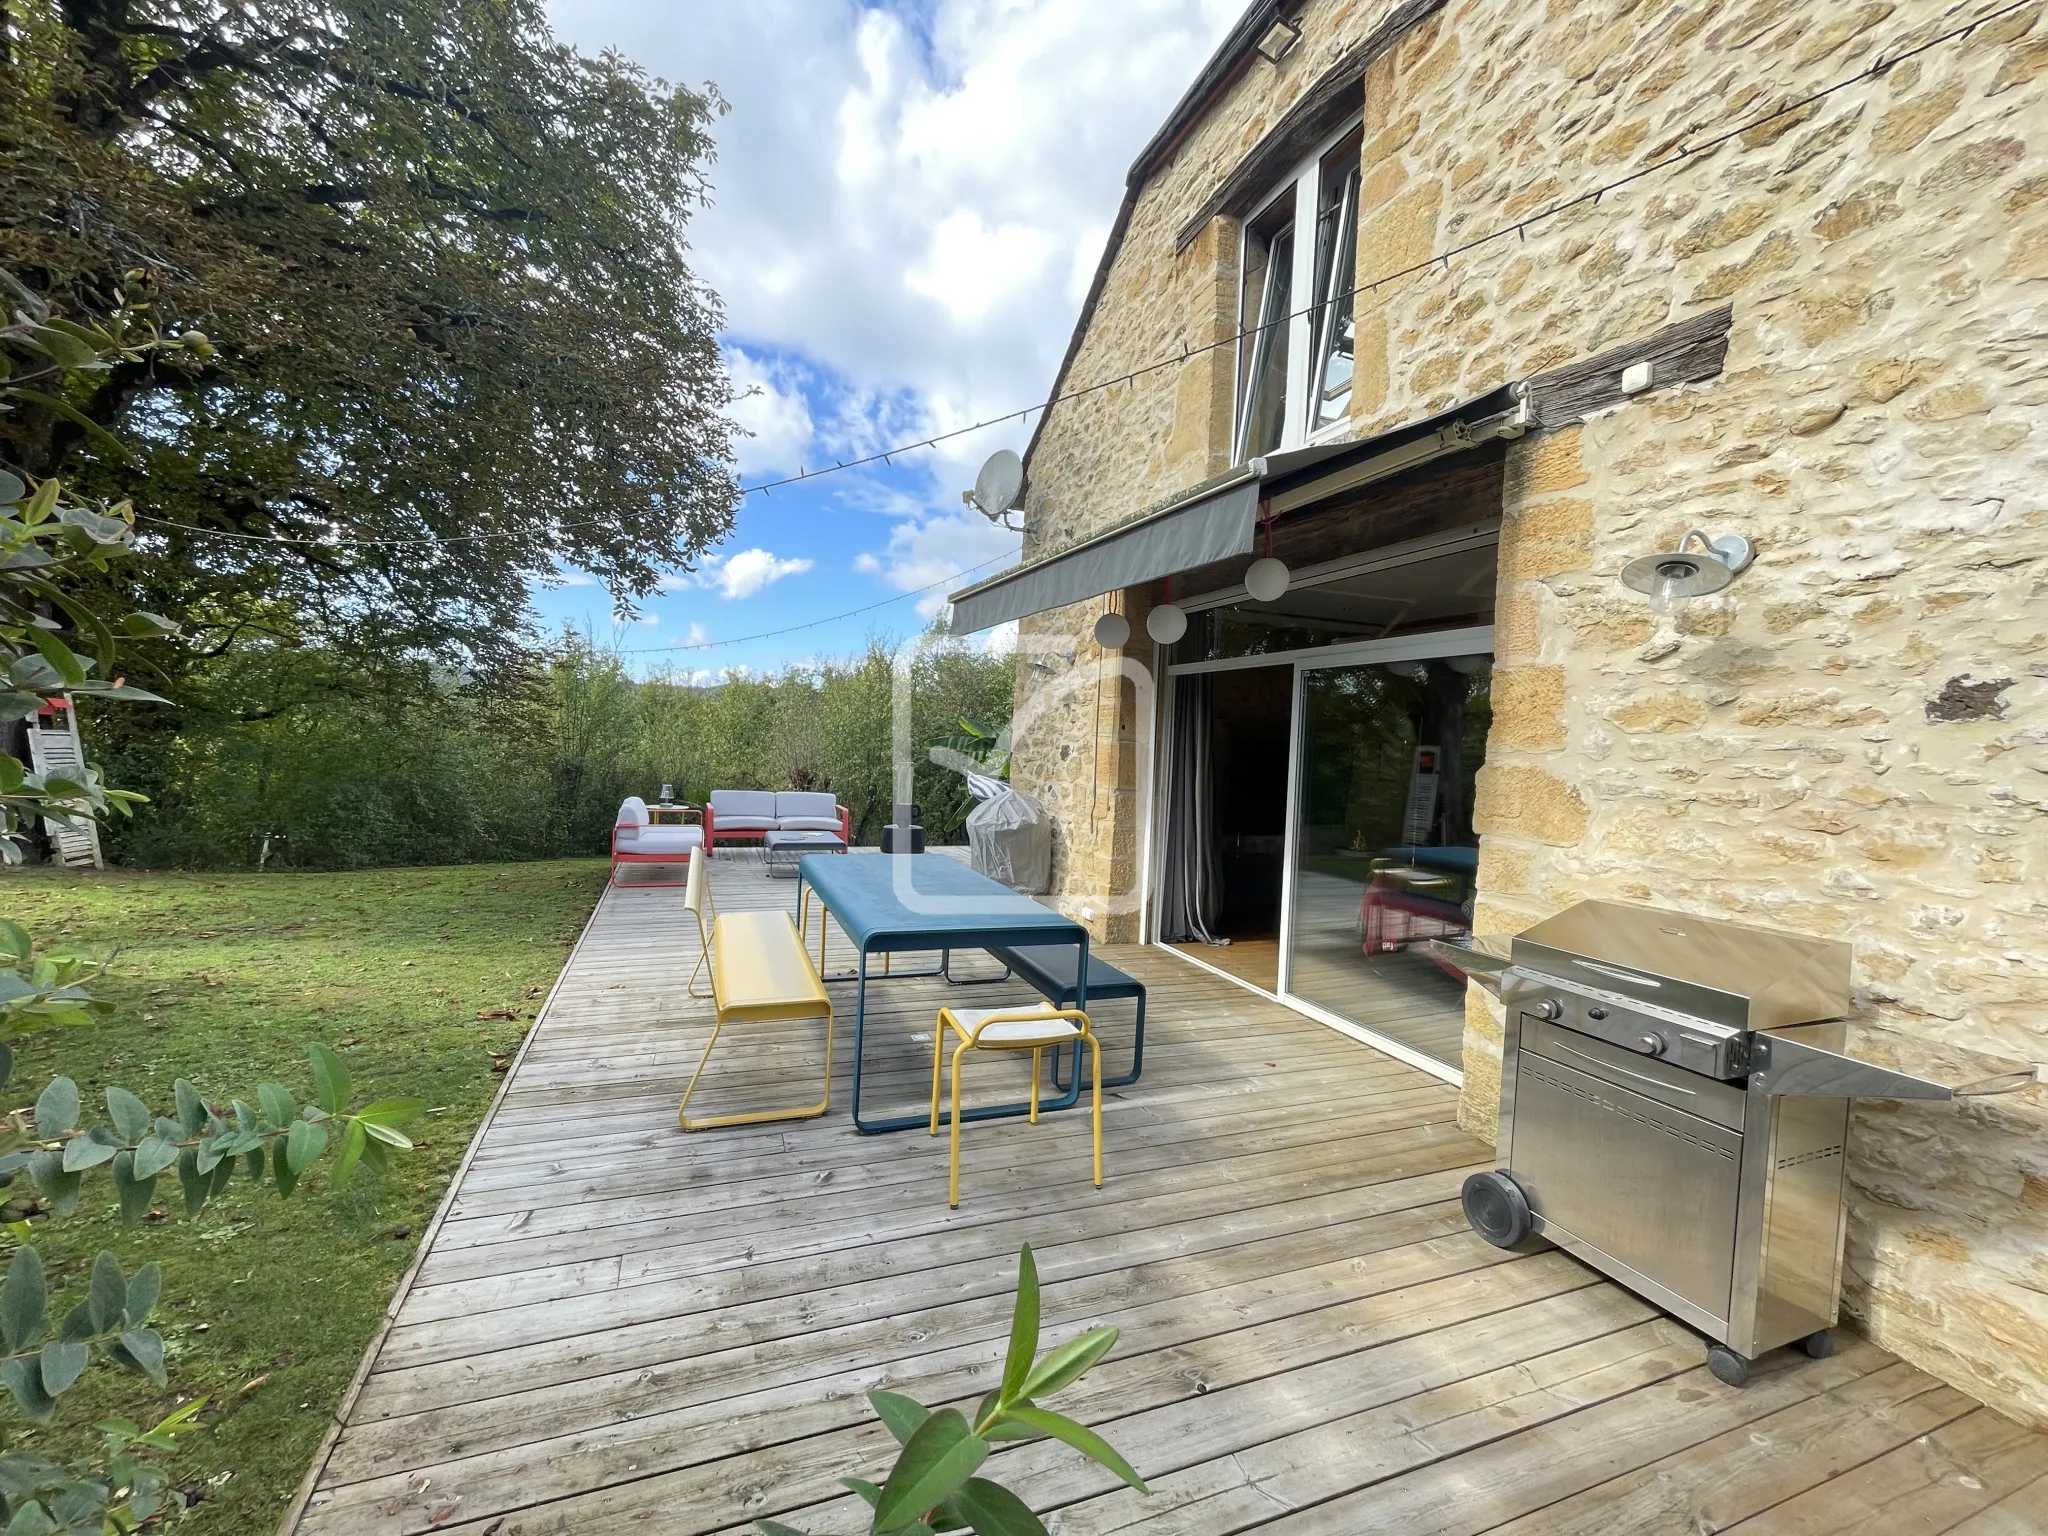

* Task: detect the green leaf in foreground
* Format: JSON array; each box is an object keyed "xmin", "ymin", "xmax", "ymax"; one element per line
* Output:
[
  {"xmin": 1020, "ymin": 1324, "xmax": 1119, "ymax": 1401},
  {"xmin": 868, "ymin": 1388, "xmax": 932, "ymax": 1447},
  {"xmin": 873, "ymin": 1409, "xmax": 988, "ymax": 1532},
  {"xmin": 1003, "ymin": 1406, "xmax": 1146, "ymax": 1493},
  {"xmin": 946, "ymin": 1477, "xmax": 1047, "ymax": 1536},
  {"xmin": 310, "ymin": 1042, "xmax": 351, "ymax": 1115},
  {"xmin": 1000, "ymin": 1243, "xmax": 1041, "ymax": 1406}
]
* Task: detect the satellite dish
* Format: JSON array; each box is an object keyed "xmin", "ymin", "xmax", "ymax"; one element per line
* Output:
[{"xmin": 969, "ymin": 449, "xmax": 1025, "ymax": 529}]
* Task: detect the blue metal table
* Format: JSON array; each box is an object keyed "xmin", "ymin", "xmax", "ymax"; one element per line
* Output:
[{"xmin": 797, "ymin": 853, "xmax": 1090, "ymax": 1133}]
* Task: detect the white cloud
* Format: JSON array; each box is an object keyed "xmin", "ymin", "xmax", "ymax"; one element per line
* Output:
[
  {"xmin": 724, "ymin": 347, "xmax": 815, "ymax": 477},
  {"xmin": 546, "ymin": 0, "xmax": 1243, "ymax": 480},
  {"xmin": 708, "ymin": 547, "xmax": 816, "ymax": 599},
  {"xmin": 857, "ymin": 507, "xmax": 1020, "ymax": 620},
  {"xmin": 685, "ymin": 621, "xmax": 712, "ymax": 647}
]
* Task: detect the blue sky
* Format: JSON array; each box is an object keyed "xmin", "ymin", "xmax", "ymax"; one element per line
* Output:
[{"xmin": 536, "ymin": 0, "xmax": 1244, "ymax": 678}]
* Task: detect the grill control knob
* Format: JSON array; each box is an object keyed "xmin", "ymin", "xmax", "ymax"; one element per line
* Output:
[
  {"xmin": 1532, "ymin": 998, "xmax": 1563, "ymax": 1021},
  {"xmin": 1635, "ymin": 1032, "xmax": 1668, "ymax": 1057}
]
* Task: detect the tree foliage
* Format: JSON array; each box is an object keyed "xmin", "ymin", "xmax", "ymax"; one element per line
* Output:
[
  {"xmin": 0, "ymin": 250, "xmax": 424, "ymax": 1534},
  {"xmin": 1, "ymin": 0, "xmax": 739, "ymax": 681},
  {"xmin": 98, "ymin": 631, "xmax": 1019, "ymax": 868}
]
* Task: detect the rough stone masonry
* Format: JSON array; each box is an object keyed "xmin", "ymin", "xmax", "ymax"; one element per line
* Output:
[{"xmin": 1009, "ymin": 0, "xmax": 2048, "ymax": 1426}]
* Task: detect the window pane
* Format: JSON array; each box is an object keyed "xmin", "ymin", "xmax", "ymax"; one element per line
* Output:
[
  {"xmin": 1237, "ymin": 221, "xmax": 1293, "ymax": 461},
  {"xmin": 1310, "ymin": 156, "xmax": 1360, "ymax": 430},
  {"xmin": 1286, "ymin": 657, "xmax": 1492, "ymax": 1069}
]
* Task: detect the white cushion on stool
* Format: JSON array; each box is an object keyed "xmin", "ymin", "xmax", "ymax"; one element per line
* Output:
[{"xmin": 949, "ymin": 1006, "xmax": 1078, "ymax": 1044}]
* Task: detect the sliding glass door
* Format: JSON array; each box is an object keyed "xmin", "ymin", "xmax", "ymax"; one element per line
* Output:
[{"xmin": 1282, "ymin": 653, "xmax": 1491, "ymax": 1071}]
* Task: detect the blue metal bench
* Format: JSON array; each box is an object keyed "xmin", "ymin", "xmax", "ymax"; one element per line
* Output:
[{"xmin": 983, "ymin": 943, "xmax": 1146, "ymax": 1089}]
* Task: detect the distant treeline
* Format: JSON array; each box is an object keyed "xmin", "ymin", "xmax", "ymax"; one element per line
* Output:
[{"xmin": 94, "ymin": 634, "xmax": 1013, "ymax": 870}]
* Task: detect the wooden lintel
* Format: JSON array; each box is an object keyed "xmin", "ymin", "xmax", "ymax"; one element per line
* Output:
[{"xmin": 1524, "ymin": 305, "xmax": 1736, "ymax": 428}]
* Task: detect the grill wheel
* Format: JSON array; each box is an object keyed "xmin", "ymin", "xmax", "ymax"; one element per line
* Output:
[{"xmin": 1461, "ymin": 1170, "xmax": 1533, "ymax": 1248}]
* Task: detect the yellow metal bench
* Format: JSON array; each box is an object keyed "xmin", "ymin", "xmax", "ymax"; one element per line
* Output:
[{"xmin": 679, "ymin": 848, "xmax": 835, "ymax": 1131}]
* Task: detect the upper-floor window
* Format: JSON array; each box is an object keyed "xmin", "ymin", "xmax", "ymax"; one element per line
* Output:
[{"xmin": 1233, "ymin": 121, "xmax": 1363, "ymax": 463}]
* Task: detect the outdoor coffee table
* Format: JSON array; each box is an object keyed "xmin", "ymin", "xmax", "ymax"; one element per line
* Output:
[
  {"xmin": 764, "ymin": 828, "xmax": 845, "ymax": 878},
  {"xmin": 797, "ymin": 852, "xmax": 1090, "ymax": 1133}
]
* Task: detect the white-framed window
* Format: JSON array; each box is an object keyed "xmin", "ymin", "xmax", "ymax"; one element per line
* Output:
[{"xmin": 1232, "ymin": 118, "xmax": 1363, "ymax": 463}]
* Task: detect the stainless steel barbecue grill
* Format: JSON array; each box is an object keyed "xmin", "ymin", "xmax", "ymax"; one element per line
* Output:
[{"xmin": 1438, "ymin": 901, "xmax": 2035, "ymax": 1386}]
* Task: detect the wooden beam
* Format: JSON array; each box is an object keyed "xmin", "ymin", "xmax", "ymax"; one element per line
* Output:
[
  {"xmin": 1174, "ymin": 0, "xmax": 1449, "ymax": 253},
  {"xmin": 1525, "ymin": 304, "xmax": 1735, "ymax": 428}
]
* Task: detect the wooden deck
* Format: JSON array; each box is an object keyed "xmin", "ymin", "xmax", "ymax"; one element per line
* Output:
[{"xmin": 287, "ymin": 851, "xmax": 2048, "ymax": 1536}]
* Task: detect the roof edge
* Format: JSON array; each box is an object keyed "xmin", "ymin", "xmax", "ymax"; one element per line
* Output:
[{"xmin": 1018, "ymin": 0, "xmax": 1439, "ymax": 493}]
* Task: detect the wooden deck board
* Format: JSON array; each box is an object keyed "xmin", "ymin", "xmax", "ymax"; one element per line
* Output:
[{"xmin": 286, "ymin": 851, "xmax": 2048, "ymax": 1536}]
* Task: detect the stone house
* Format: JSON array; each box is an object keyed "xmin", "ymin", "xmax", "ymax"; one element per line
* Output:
[{"xmin": 946, "ymin": 0, "xmax": 2047, "ymax": 1427}]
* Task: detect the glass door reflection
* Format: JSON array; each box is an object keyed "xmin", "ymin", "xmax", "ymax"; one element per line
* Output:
[{"xmin": 1284, "ymin": 655, "xmax": 1491, "ymax": 1069}]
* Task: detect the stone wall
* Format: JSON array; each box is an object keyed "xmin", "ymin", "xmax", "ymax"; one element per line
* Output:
[{"xmin": 1014, "ymin": 0, "xmax": 2048, "ymax": 1424}]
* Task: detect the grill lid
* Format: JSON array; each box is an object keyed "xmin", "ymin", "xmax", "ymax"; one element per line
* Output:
[{"xmin": 1509, "ymin": 900, "xmax": 1851, "ymax": 1033}]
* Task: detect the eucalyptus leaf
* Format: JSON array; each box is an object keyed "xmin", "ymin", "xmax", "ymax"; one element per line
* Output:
[
  {"xmin": 32, "ymin": 1076, "xmax": 78, "ymax": 1137},
  {"xmin": 178, "ymin": 1147, "xmax": 209, "ymax": 1216},
  {"xmin": 36, "ymin": 1339, "xmax": 87, "ymax": 1398},
  {"xmin": 110, "ymin": 1151, "xmax": 155, "ymax": 1226},
  {"xmin": 87, "ymin": 1253, "xmax": 127, "ymax": 1334},
  {"xmin": 173, "ymin": 1078, "xmax": 207, "ymax": 1134},
  {"xmin": 1, "ymin": 1247, "xmax": 47, "ymax": 1352},
  {"xmin": 130, "ymin": 1133, "xmax": 181, "ymax": 1182},
  {"xmin": 104, "ymin": 1085, "xmax": 151, "ymax": 1142},
  {"xmin": 310, "ymin": 1042, "xmax": 350, "ymax": 1114},
  {"xmin": 330, "ymin": 1118, "xmax": 367, "ymax": 1190},
  {"xmin": 124, "ymin": 1263, "xmax": 161, "ymax": 1327},
  {"xmin": 58, "ymin": 1134, "xmax": 117, "ymax": 1172},
  {"xmin": 114, "ymin": 1328, "xmax": 167, "ymax": 1386},
  {"xmin": 257, "ymin": 1082, "xmax": 296, "ymax": 1129},
  {"xmin": 0, "ymin": 1357, "xmax": 55, "ymax": 1423},
  {"xmin": 286, "ymin": 1117, "xmax": 329, "ymax": 1173}
]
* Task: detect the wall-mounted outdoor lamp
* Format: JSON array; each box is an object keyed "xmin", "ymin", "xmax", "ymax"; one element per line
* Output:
[
  {"xmin": 1254, "ymin": 16, "xmax": 1302, "ymax": 63},
  {"xmin": 1622, "ymin": 528, "xmax": 1756, "ymax": 609}
]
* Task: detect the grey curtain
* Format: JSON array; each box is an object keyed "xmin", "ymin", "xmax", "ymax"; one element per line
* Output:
[{"xmin": 1158, "ymin": 673, "xmax": 1225, "ymax": 945}]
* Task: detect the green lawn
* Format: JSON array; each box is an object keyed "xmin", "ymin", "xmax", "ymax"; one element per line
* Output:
[{"xmin": 2, "ymin": 859, "xmax": 606, "ymax": 1531}]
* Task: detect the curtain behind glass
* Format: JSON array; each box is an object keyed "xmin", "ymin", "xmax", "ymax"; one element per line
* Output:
[{"xmin": 1158, "ymin": 673, "xmax": 1225, "ymax": 944}]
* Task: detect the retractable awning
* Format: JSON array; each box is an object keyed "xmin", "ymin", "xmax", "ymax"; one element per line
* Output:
[{"xmin": 947, "ymin": 384, "xmax": 1524, "ymax": 635}]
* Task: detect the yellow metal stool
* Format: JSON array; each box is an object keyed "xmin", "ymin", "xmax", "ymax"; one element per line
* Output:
[
  {"xmin": 678, "ymin": 847, "xmax": 835, "ymax": 1131},
  {"xmin": 928, "ymin": 1004, "xmax": 1102, "ymax": 1208}
]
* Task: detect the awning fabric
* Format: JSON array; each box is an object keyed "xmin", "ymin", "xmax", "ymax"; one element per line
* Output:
[
  {"xmin": 947, "ymin": 384, "xmax": 1523, "ymax": 635},
  {"xmin": 948, "ymin": 477, "xmax": 1260, "ymax": 635}
]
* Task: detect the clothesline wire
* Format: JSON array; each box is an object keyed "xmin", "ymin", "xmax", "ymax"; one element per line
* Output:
[
  {"xmin": 130, "ymin": 0, "xmax": 2011, "ymax": 569},
  {"xmin": 607, "ymin": 551, "xmax": 1016, "ymax": 655}
]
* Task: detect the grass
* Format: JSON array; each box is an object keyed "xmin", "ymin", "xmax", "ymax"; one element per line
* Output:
[{"xmin": 1, "ymin": 859, "xmax": 606, "ymax": 1531}]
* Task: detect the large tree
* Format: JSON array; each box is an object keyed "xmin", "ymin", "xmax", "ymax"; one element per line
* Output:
[{"xmin": 0, "ymin": 0, "xmax": 738, "ymax": 679}]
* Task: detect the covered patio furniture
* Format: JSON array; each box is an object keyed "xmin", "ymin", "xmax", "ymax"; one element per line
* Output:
[
  {"xmin": 930, "ymin": 1003, "xmax": 1102, "ymax": 1209},
  {"xmin": 678, "ymin": 848, "xmax": 834, "ymax": 1130},
  {"xmin": 611, "ymin": 796, "xmax": 704, "ymax": 886},
  {"xmin": 704, "ymin": 790, "xmax": 852, "ymax": 853}
]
